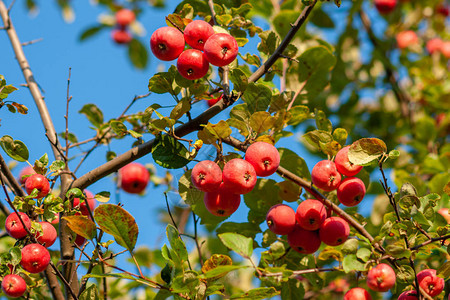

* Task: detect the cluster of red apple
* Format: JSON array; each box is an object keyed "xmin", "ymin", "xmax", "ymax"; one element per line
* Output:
[
  {"xmin": 150, "ymin": 20, "xmax": 239, "ymax": 80},
  {"xmin": 344, "ymin": 265, "xmax": 444, "ymax": 299},
  {"xmin": 191, "ymin": 142, "xmax": 280, "ymax": 217},
  {"xmin": 111, "ymin": 8, "xmax": 136, "ymax": 44},
  {"xmin": 396, "ymin": 30, "xmax": 450, "ymax": 58}
]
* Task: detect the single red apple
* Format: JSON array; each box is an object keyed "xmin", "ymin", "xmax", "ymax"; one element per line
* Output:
[
  {"xmin": 177, "ymin": 49, "xmax": 210, "ymax": 80},
  {"xmin": 287, "ymin": 224, "xmax": 321, "ymax": 254},
  {"xmin": 207, "ymin": 94, "xmax": 223, "ymax": 107},
  {"xmin": 344, "ymin": 287, "xmax": 372, "ymax": 300},
  {"xmin": 34, "ymin": 221, "xmax": 57, "ymax": 248},
  {"xmin": 150, "ymin": 27, "xmax": 185, "ymax": 61},
  {"xmin": 335, "ymin": 146, "xmax": 364, "ymax": 177},
  {"xmin": 441, "ymin": 41, "xmax": 450, "ymax": 58},
  {"xmin": 398, "ymin": 290, "xmax": 418, "ymax": 300},
  {"xmin": 191, "ymin": 160, "xmax": 222, "ymax": 193},
  {"xmin": 396, "ymin": 31, "xmax": 419, "ymax": 50},
  {"xmin": 266, "ymin": 204, "xmax": 296, "ymax": 235},
  {"xmin": 119, "ymin": 163, "xmax": 150, "ymax": 194},
  {"xmin": 311, "ymin": 160, "xmax": 341, "ymax": 191},
  {"xmin": 204, "ymin": 182, "xmax": 241, "ymax": 217},
  {"xmin": 1, "ymin": 274, "xmax": 27, "ymax": 298},
  {"xmin": 222, "ymin": 158, "xmax": 257, "ymax": 194},
  {"xmin": 115, "ymin": 8, "xmax": 135, "ymax": 27},
  {"xmin": 417, "ymin": 269, "xmax": 444, "ymax": 297},
  {"xmin": 5, "ymin": 212, "xmax": 31, "ymax": 239},
  {"xmin": 426, "ymin": 38, "xmax": 443, "ymax": 54},
  {"xmin": 203, "ymin": 33, "xmax": 239, "ymax": 67},
  {"xmin": 184, "ymin": 20, "xmax": 215, "ymax": 51},
  {"xmin": 366, "ymin": 263, "xmax": 396, "ymax": 292},
  {"xmin": 295, "ymin": 199, "xmax": 327, "ymax": 231},
  {"xmin": 18, "ymin": 166, "xmax": 35, "ymax": 185},
  {"xmin": 112, "ymin": 29, "xmax": 132, "ymax": 44},
  {"xmin": 245, "ymin": 142, "xmax": 280, "ymax": 177},
  {"xmin": 73, "ymin": 190, "xmax": 96, "ymax": 216},
  {"xmin": 374, "ymin": 0, "xmax": 397, "ymax": 14},
  {"xmin": 20, "ymin": 243, "xmax": 51, "ymax": 273},
  {"xmin": 319, "ymin": 216, "xmax": 350, "ymax": 246},
  {"xmin": 25, "ymin": 174, "xmax": 50, "ymax": 198},
  {"xmin": 337, "ymin": 177, "xmax": 366, "ymax": 207}
]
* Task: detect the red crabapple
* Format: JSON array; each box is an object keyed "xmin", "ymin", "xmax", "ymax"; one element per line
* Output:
[
  {"xmin": 73, "ymin": 190, "xmax": 96, "ymax": 216},
  {"xmin": 204, "ymin": 182, "xmax": 241, "ymax": 217},
  {"xmin": 1, "ymin": 274, "xmax": 26, "ymax": 298},
  {"xmin": 311, "ymin": 160, "xmax": 341, "ymax": 191},
  {"xmin": 344, "ymin": 287, "xmax": 372, "ymax": 300},
  {"xmin": 437, "ymin": 3, "xmax": 450, "ymax": 16},
  {"xmin": 426, "ymin": 38, "xmax": 443, "ymax": 54},
  {"xmin": 5, "ymin": 212, "xmax": 31, "ymax": 239},
  {"xmin": 191, "ymin": 160, "xmax": 222, "ymax": 193},
  {"xmin": 75, "ymin": 235, "xmax": 87, "ymax": 247},
  {"xmin": 417, "ymin": 269, "xmax": 444, "ymax": 297},
  {"xmin": 119, "ymin": 163, "xmax": 149, "ymax": 194},
  {"xmin": 203, "ymin": 33, "xmax": 239, "ymax": 67},
  {"xmin": 25, "ymin": 174, "xmax": 50, "ymax": 198},
  {"xmin": 396, "ymin": 31, "xmax": 419, "ymax": 50},
  {"xmin": 177, "ymin": 49, "xmax": 210, "ymax": 80},
  {"xmin": 207, "ymin": 94, "xmax": 223, "ymax": 107},
  {"xmin": 438, "ymin": 208, "xmax": 450, "ymax": 223},
  {"xmin": 112, "ymin": 29, "xmax": 132, "ymax": 44},
  {"xmin": 115, "ymin": 9, "xmax": 135, "ymax": 27},
  {"xmin": 337, "ymin": 177, "xmax": 366, "ymax": 207},
  {"xmin": 18, "ymin": 166, "xmax": 35, "ymax": 184},
  {"xmin": 245, "ymin": 142, "xmax": 280, "ymax": 177},
  {"xmin": 398, "ymin": 290, "xmax": 418, "ymax": 300},
  {"xmin": 35, "ymin": 221, "xmax": 57, "ymax": 247},
  {"xmin": 366, "ymin": 263, "xmax": 396, "ymax": 292},
  {"xmin": 222, "ymin": 158, "xmax": 257, "ymax": 194},
  {"xmin": 441, "ymin": 41, "xmax": 450, "ymax": 58},
  {"xmin": 319, "ymin": 217, "xmax": 350, "ymax": 246},
  {"xmin": 374, "ymin": 0, "xmax": 397, "ymax": 14},
  {"xmin": 266, "ymin": 204, "xmax": 296, "ymax": 235},
  {"xmin": 150, "ymin": 27, "xmax": 185, "ymax": 61},
  {"xmin": 184, "ymin": 20, "xmax": 215, "ymax": 51},
  {"xmin": 335, "ymin": 146, "xmax": 363, "ymax": 177},
  {"xmin": 295, "ymin": 199, "xmax": 327, "ymax": 231},
  {"xmin": 20, "ymin": 243, "xmax": 51, "ymax": 273},
  {"xmin": 287, "ymin": 225, "xmax": 321, "ymax": 254}
]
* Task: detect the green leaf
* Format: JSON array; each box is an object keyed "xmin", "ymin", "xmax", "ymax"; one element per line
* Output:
[
  {"xmin": 216, "ymin": 222, "xmax": 261, "ymax": 239},
  {"xmin": 94, "ymin": 204, "xmax": 138, "ymax": 252},
  {"xmin": 244, "ymin": 179, "xmax": 281, "ymax": 224},
  {"xmin": 315, "ymin": 109, "xmax": 332, "ymax": 132},
  {"xmin": 171, "ymin": 271, "xmax": 199, "ymax": 293},
  {"xmin": 201, "ymin": 121, "xmax": 232, "ymax": 140},
  {"xmin": 216, "ymin": 14, "xmax": 232, "ymax": 25},
  {"xmin": 170, "ymin": 98, "xmax": 191, "ymax": 120},
  {"xmin": 341, "ymin": 238, "xmax": 359, "ymax": 254},
  {"xmin": 200, "ymin": 265, "xmax": 245, "ymax": 279},
  {"xmin": 49, "ymin": 160, "xmax": 65, "ymax": 172},
  {"xmin": 148, "ymin": 72, "xmax": 174, "ymax": 94},
  {"xmin": 437, "ymin": 261, "xmax": 450, "ymax": 279},
  {"xmin": 333, "ymin": 128, "xmax": 348, "ymax": 146},
  {"xmin": 127, "ymin": 129, "xmax": 142, "ymax": 139},
  {"xmin": 128, "ymin": 38, "xmax": 148, "ymax": 69},
  {"xmin": 63, "ymin": 215, "xmax": 97, "ymax": 240},
  {"xmin": 388, "ymin": 149, "xmax": 400, "ymax": 160},
  {"xmin": 310, "ymin": 9, "xmax": 335, "ymax": 28},
  {"xmin": 79, "ymin": 283, "xmax": 100, "ymax": 300},
  {"xmin": 66, "ymin": 188, "xmax": 84, "ymax": 199},
  {"xmin": 281, "ymin": 279, "xmax": 305, "ymax": 300},
  {"xmin": 243, "ymin": 83, "xmax": 272, "ymax": 114},
  {"xmin": 278, "ymin": 148, "xmax": 310, "ymax": 180},
  {"xmin": 302, "ymin": 130, "xmax": 333, "ymax": 152},
  {"xmin": 218, "ymin": 232, "xmax": 253, "ymax": 258},
  {"xmin": 342, "ymin": 254, "xmax": 366, "ymax": 273},
  {"xmin": 287, "ymin": 105, "xmax": 310, "ymax": 126},
  {"xmin": 356, "ymin": 248, "xmax": 372, "ymax": 262},
  {"xmin": 348, "ymin": 138, "xmax": 387, "ymax": 166},
  {"xmin": 95, "ymin": 191, "xmax": 110, "ymax": 203},
  {"xmin": 79, "ymin": 25, "xmax": 105, "ymax": 41},
  {"xmin": 0, "ymin": 135, "xmax": 29, "ymax": 162},
  {"xmin": 152, "ymin": 135, "xmax": 190, "ymax": 169},
  {"xmin": 230, "ymin": 68, "xmax": 248, "ymax": 93},
  {"xmin": 9, "ymin": 247, "xmax": 21, "ymax": 266},
  {"xmin": 249, "ymin": 112, "xmax": 275, "ymax": 134},
  {"xmin": 79, "ymin": 104, "xmax": 104, "ymax": 128},
  {"xmin": 230, "ymin": 287, "xmax": 280, "ymax": 299},
  {"xmin": 166, "ymin": 224, "xmax": 188, "ymax": 262},
  {"xmin": 257, "ymin": 31, "xmax": 280, "ymax": 56},
  {"xmin": 110, "ymin": 121, "xmax": 127, "ymax": 136},
  {"xmin": 396, "ymin": 265, "xmax": 416, "ymax": 282}
]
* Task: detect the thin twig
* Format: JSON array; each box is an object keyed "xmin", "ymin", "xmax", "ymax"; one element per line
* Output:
[
  {"xmin": 21, "ymin": 37, "xmax": 43, "ymax": 46},
  {"xmin": 262, "ymin": 267, "xmax": 340, "ymax": 278},
  {"xmin": 164, "ymin": 192, "xmax": 178, "ymax": 230},
  {"xmin": 207, "ymin": 0, "xmax": 217, "ymax": 25},
  {"xmin": 192, "ymin": 212, "xmax": 204, "ymax": 266},
  {"xmin": 65, "ymin": 68, "xmax": 72, "ymax": 159}
]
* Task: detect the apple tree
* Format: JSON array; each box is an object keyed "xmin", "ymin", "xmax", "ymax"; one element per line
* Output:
[{"xmin": 0, "ymin": 0, "xmax": 449, "ymax": 299}]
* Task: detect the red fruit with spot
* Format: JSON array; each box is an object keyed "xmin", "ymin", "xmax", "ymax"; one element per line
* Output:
[
  {"xmin": 119, "ymin": 163, "xmax": 149, "ymax": 194},
  {"xmin": 115, "ymin": 9, "xmax": 135, "ymax": 27},
  {"xmin": 5, "ymin": 212, "xmax": 31, "ymax": 239},
  {"xmin": 150, "ymin": 27, "xmax": 185, "ymax": 61},
  {"xmin": 245, "ymin": 142, "xmax": 280, "ymax": 177},
  {"xmin": 374, "ymin": 0, "xmax": 397, "ymax": 14},
  {"xmin": 287, "ymin": 225, "xmax": 321, "ymax": 254},
  {"xmin": 73, "ymin": 190, "xmax": 96, "ymax": 216},
  {"xmin": 204, "ymin": 182, "xmax": 240, "ymax": 217},
  {"xmin": 295, "ymin": 199, "xmax": 327, "ymax": 231},
  {"xmin": 191, "ymin": 160, "xmax": 222, "ymax": 193},
  {"xmin": 25, "ymin": 174, "xmax": 50, "ymax": 198},
  {"xmin": 266, "ymin": 204, "xmax": 296, "ymax": 235},
  {"xmin": 222, "ymin": 158, "xmax": 257, "ymax": 194},
  {"xmin": 344, "ymin": 287, "xmax": 372, "ymax": 300},
  {"xmin": 426, "ymin": 38, "xmax": 443, "ymax": 54},
  {"xmin": 112, "ymin": 29, "xmax": 132, "ymax": 44},
  {"xmin": 18, "ymin": 166, "xmax": 35, "ymax": 185},
  {"xmin": 184, "ymin": 20, "xmax": 215, "ymax": 51},
  {"xmin": 177, "ymin": 49, "xmax": 210, "ymax": 80},
  {"xmin": 35, "ymin": 221, "xmax": 57, "ymax": 247},
  {"xmin": 396, "ymin": 31, "xmax": 419, "ymax": 50},
  {"xmin": 20, "ymin": 243, "xmax": 51, "ymax": 273},
  {"xmin": 366, "ymin": 263, "xmax": 396, "ymax": 292},
  {"xmin": 398, "ymin": 290, "xmax": 418, "ymax": 300},
  {"xmin": 417, "ymin": 269, "xmax": 444, "ymax": 297},
  {"xmin": 335, "ymin": 146, "xmax": 363, "ymax": 177},
  {"xmin": 203, "ymin": 33, "xmax": 239, "ymax": 67},
  {"xmin": 1, "ymin": 274, "xmax": 26, "ymax": 298},
  {"xmin": 311, "ymin": 160, "xmax": 341, "ymax": 191},
  {"xmin": 337, "ymin": 177, "xmax": 366, "ymax": 206},
  {"xmin": 319, "ymin": 216, "xmax": 350, "ymax": 246}
]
